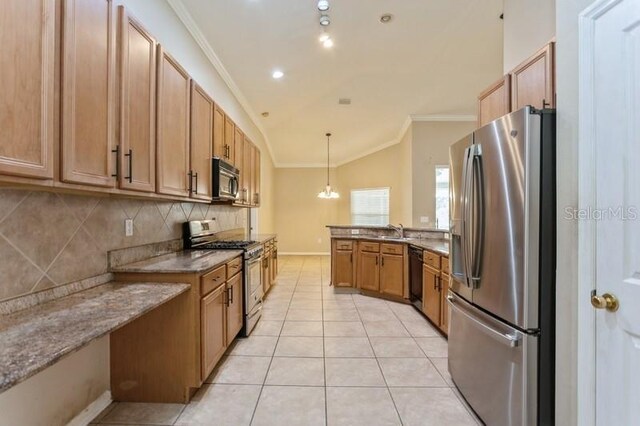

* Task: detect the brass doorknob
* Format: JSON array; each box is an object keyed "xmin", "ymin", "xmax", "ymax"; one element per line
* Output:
[{"xmin": 591, "ymin": 291, "xmax": 619, "ymax": 312}]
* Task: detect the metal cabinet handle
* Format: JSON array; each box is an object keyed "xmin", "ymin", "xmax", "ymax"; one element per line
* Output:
[
  {"xmin": 111, "ymin": 145, "xmax": 119, "ymax": 178},
  {"xmin": 224, "ymin": 288, "xmax": 230, "ymax": 306},
  {"xmin": 229, "ymin": 286, "xmax": 234, "ymax": 304},
  {"xmin": 188, "ymin": 171, "xmax": 193, "ymax": 193},
  {"xmin": 125, "ymin": 149, "xmax": 133, "ymax": 183},
  {"xmin": 193, "ymin": 172, "xmax": 198, "ymax": 194},
  {"xmin": 375, "ymin": 256, "xmax": 378, "ymax": 266},
  {"xmin": 381, "ymin": 257, "xmax": 385, "ymax": 267}
]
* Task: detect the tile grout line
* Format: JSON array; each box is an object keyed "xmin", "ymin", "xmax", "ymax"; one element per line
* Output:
[{"xmin": 320, "ymin": 257, "xmax": 328, "ymax": 426}]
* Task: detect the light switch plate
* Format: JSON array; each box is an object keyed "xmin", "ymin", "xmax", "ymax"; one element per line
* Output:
[{"xmin": 125, "ymin": 219, "xmax": 134, "ymax": 237}]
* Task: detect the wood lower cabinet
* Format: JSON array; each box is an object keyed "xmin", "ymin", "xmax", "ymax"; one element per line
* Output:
[
  {"xmin": 156, "ymin": 46, "xmax": 190, "ymax": 197},
  {"xmin": 226, "ymin": 272, "xmax": 243, "ymax": 343},
  {"xmin": 380, "ymin": 253, "xmax": 404, "ymax": 297},
  {"xmin": 333, "ymin": 251, "xmax": 355, "ymax": 287},
  {"xmin": 440, "ymin": 273, "xmax": 450, "ymax": 333},
  {"xmin": 358, "ymin": 251, "xmax": 380, "ymax": 291},
  {"xmin": 0, "ymin": 0, "xmax": 55, "ymax": 180},
  {"xmin": 61, "ymin": 0, "xmax": 117, "ymax": 187},
  {"xmin": 270, "ymin": 245, "xmax": 278, "ymax": 284},
  {"xmin": 263, "ymin": 248, "xmax": 272, "ymax": 294},
  {"xmin": 118, "ymin": 7, "xmax": 156, "ymax": 192},
  {"xmin": 189, "ymin": 82, "xmax": 213, "ymax": 201},
  {"xmin": 200, "ymin": 283, "xmax": 226, "ymax": 381},
  {"xmin": 422, "ymin": 263, "xmax": 441, "ymax": 325},
  {"xmin": 511, "ymin": 42, "xmax": 555, "ymax": 110},
  {"xmin": 478, "ymin": 75, "xmax": 511, "ymax": 127}
]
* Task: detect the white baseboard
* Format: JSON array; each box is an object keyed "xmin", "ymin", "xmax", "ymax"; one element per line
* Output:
[
  {"xmin": 279, "ymin": 252, "xmax": 330, "ymax": 256},
  {"xmin": 67, "ymin": 390, "xmax": 112, "ymax": 426}
]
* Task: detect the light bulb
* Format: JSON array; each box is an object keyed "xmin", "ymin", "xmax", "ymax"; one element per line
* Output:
[
  {"xmin": 319, "ymin": 34, "xmax": 330, "ymax": 43},
  {"xmin": 323, "ymin": 38, "xmax": 334, "ymax": 48},
  {"xmin": 272, "ymin": 70, "xmax": 284, "ymax": 79},
  {"xmin": 317, "ymin": 0, "xmax": 329, "ymax": 12},
  {"xmin": 319, "ymin": 14, "xmax": 330, "ymax": 26}
]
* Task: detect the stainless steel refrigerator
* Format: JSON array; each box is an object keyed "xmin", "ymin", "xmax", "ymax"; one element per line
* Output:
[{"xmin": 448, "ymin": 107, "xmax": 555, "ymax": 426}]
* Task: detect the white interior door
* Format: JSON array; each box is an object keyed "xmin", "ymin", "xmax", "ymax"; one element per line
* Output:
[{"xmin": 581, "ymin": 1, "xmax": 640, "ymax": 424}]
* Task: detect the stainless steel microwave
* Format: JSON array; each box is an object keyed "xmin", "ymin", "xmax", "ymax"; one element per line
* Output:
[{"xmin": 212, "ymin": 158, "xmax": 239, "ymax": 200}]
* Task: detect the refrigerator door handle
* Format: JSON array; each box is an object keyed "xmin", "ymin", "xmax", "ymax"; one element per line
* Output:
[
  {"xmin": 462, "ymin": 147, "xmax": 474, "ymax": 287},
  {"xmin": 447, "ymin": 294, "xmax": 521, "ymax": 347},
  {"xmin": 469, "ymin": 145, "xmax": 485, "ymax": 285}
]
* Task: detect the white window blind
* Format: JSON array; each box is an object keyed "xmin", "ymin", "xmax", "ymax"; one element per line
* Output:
[
  {"xmin": 435, "ymin": 166, "xmax": 450, "ymax": 229},
  {"xmin": 351, "ymin": 188, "xmax": 390, "ymax": 226}
]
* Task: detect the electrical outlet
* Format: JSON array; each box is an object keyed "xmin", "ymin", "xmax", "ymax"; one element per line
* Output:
[
  {"xmin": 420, "ymin": 216, "xmax": 430, "ymax": 224},
  {"xmin": 351, "ymin": 229, "xmax": 360, "ymax": 235},
  {"xmin": 125, "ymin": 219, "xmax": 134, "ymax": 237}
]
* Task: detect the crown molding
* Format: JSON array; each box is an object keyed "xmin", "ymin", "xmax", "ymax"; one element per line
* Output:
[
  {"xmin": 275, "ymin": 163, "xmax": 337, "ymax": 169},
  {"xmin": 410, "ymin": 114, "xmax": 477, "ymax": 122},
  {"xmin": 166, "ymin": 0, "xmax": 276, "ymax": 163}
]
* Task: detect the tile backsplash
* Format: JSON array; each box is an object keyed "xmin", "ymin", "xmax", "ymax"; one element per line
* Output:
[{"xmin": 0, "ymin": 188, "xmax": 247, "ymax": 302}]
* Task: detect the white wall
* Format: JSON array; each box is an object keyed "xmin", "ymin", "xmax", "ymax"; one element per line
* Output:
[{"xmin": 503, "ymin": 0, "xmax": 556, "ymax": 72}]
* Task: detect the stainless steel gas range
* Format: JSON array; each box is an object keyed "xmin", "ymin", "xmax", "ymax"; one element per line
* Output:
[{"xmin": 184, "ymin": 220, "xmax": 263, "ymax": 336}]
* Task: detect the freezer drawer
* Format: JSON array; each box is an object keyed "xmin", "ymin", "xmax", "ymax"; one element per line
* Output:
[{"xmin": 448, "ymin": 292, "xmax": 538, "ymax": 426}]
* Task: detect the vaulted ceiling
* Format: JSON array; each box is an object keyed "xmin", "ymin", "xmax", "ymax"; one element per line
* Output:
[{"xmin": 174, "ymin": 0, "xmax": 503, "ymax": 166}]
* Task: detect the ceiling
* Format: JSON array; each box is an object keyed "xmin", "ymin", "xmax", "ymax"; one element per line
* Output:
[{"xmin": 176, "ymin": 0, "xmax": 504, "ymax": 166}]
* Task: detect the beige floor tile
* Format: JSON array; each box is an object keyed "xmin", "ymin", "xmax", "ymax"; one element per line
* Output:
[
  {"xmin": 261, "ymin": 308, "xmax": 288, "ymax": 321},
  {"xmin": 324, "ymin": 337, "xmax": 375, "ymax": 358},
  {"xmin": 265, "ymin": 357, "xmax": 325, "ymax": 386},
  {"xmin": 294, "ymin": 286, "xmax": 322, "ymax": 293},
  {"xmin": 90, "ymin": 402, "xmax": 117, "ymax": 423},
  {"xmin": 286, "ymin": 308, "xmax": 323, "ymax": 321},
  {"xmin": 207, "ymin": 356, "xmax": 271, "ymax": 385},
  {"xmin": 431, "ymin": 357, "xmax": 454, "ymax": 386},
  {"xmin": 390, "ymin": 387, "xmax": 478, "ymax": 426},
  {"xmin": 228, "ymin": 336, "xmax": 278, "ymax": 356},
  {"xmin": 325, "ymin": 358, "xmax": 386, "ymax": 386},
  {"xmin": 175, "ymin": 384, "xmax": 261, "ymax": 426},
  {"xmin": 274, "ymin": 336, "xmax": 324, "ymax": 357},
  {"xmin": 401, "ymin": 319, "xmax": 441, "ymax": 337},
  {"xmin": 261, "ymin": 300, "xmax": 290, "ymax": 310},
  {"xmin": 326, "ymin": 387, "xmax": 401, "ymax": 426},
  {"xmin": 281, "ymin": 320, "xmax": 324, "ymax": 336},
  {"xmin": 251, "ymin": 320, "xmax": 284, "ymax": 336},
  {"xmin": 323, "ymin": 321, "xmax": 367, "ymax": 337},
  {"xmin": 363, "ymin": 320, "xmax": 410, "ymax": 337},
  {"xmin": 357, "ymin": 307, "xmax": 398, "ymax": 321},
  {"xmin": 415, "ymin": 336, "xmax": 449, "ymax": 357},
  {"xmin": 252, "ymin": 386, "xmax": 326, "ymax": 426},
  {"xmin": 378, "ymin": 358, "xmax": 447, "ymax": 387},
  {"xmin": 323, "ymin": 308, "xmax": 361, "ymax": 321},
  {"xmin": 289, "ymin": 299, "xmax": 323, "ymax": 309},
  {"xmin": 291, "ymin": 292, "xmax": 323, "ymax": 301},
  {"xmin": 369, "ymin": 337, "xmax": 425, "ymax": 357},
  {"xmin": 101, "ymin": 402, "xmax": 184, "ymax": 425},
  {"xmin": 322, "ymin": 299, "xmax": 356, "ymax": 309}
]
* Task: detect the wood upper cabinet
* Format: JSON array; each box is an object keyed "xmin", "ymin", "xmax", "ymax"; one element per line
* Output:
[
  {"xmin": 253, "ymin": 147, "xmax": 261, "ymax": 206},
  {"xmin": 243, "ymin": 137, "xmax": 252, "ymax": 205},
  {"xmin": 224, "ymin": 116, "xmax": 235, "ymax": 165},
  {"xmin": 226, "ymin": 272, "xmax": 243, "ymax": 343},
  {"xmin": 61, "ymin": 0, "xmax": 117, "ymax": 187},
  {"xmin": 213, "ymin": 104, "xmax": 226, "ymax": 160},
  {"xmin": 380, "ymin": 253, "xmax": 404, "ymax": 298},
  {"xmin": 234, "ymin": 129, "xmax": 245, "ymax": 203},
  {"xmin": 117, "ymin": 6, "xmax": 156, "ymax": 192},
  {"xmin": 156, "ymin": 46, "xmax": 190, "ymax": 197},
  {"xmin": 189, "ymin": 82, "xmax": 213, "ymax": 201},
  {"xmin": 511, "ymin": 42, "xmax": 555, "ymax": 110},
  {"xmin": 422, "ymin": 263, "xmax": 441, "ymax": 325},
  {"xmin": 478, "ymin": 75, "xmax": 511, "ymax": 127},
  {"xmin": 358, "ymin": 251, "xmax": 380, "ymax": 291},
  {"xmin": 200, "ymin": 283, "xmax": 227, "ymax": 381},
  {"xmin": 440, "ymin": 273, "xmax": 450, "ymax": 334},
  {"xmin": 0, "ymin": 0, "xmax": 55, "ymax": 180}
]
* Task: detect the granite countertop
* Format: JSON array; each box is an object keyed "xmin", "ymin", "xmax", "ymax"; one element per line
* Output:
[
  {"xmin": 326, "ymin": 224, "xmax": 448, "ymax": 233},
  {"xmin": 251, "ymin": 234, "xmax": 278, "ymax": 243},
  {"xmin": 332, "ymin": 235, "xmax": 449, "ymax": 256},
  {"xmin": 0, "ymin": 281, "xmax": 189, "ymax": 394},
  {"xmin": 110, "ymin": 249, "xmax": 244, "ymax": 274}
]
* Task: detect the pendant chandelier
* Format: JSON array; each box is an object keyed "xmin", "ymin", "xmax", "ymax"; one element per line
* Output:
[{"xmin": 318, "ymin": 133, "xmax": 339, "ymax": 199}]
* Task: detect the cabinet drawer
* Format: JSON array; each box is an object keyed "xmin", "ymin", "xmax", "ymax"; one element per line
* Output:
[
  {"xmin": 360, "ymin": 242, "xmax": 380, "ymax": 253},
  {"xmin": 381, "ymin": 243, "xmax": 403, "ymax": 255},
  {"xmin": 335, "ymin": 240, "xmax": 353, "ymax": 251},
  {"xmin": 424, "ymin": 251, "xmax": 441, "ymax": 269},
  {"xmin": 201, "ymin": 265, "xmax": 226, "ymax": 296},
  {"xmin": 441, "ymin": 257, "xmax": 449, "ymax": 275},
  {"xmin": 226, "ymin": 257, "xmax": 243, "ymax": 278}
]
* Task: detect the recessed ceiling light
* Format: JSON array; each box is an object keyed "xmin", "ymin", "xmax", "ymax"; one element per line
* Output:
[
  {"xmin": 319, "ymin": 34, "xmax": 330, "ymax": 42},
  {"xmin": 319, "ymin": 14, "xmax": 330, "ymax": 26},
  {"xmin": 323, "ymin": 38, "xmax": 334, "ymax": 48},
  {"xmin": 261, "ymin": 112, "xmax": 270, "ymax": 117},
  {"xmin": 380, "ymin": 13, "xmax": 393, "ymax": 23},
  {"xmin": 272, "ymin": 70, "xmax": 284, "ymax": 79},
  {"xmin": 317, "ymin": 0, "xmax": 329, "ymax": 12}
]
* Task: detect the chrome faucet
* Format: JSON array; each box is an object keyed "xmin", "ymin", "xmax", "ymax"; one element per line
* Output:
[{"xmin": 388, "ymin": 224, "xmax": 404, "ymax": 238}]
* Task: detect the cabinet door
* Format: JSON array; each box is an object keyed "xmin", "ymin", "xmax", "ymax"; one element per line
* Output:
[
  {"xmin": 380, "ymin": 254, "xmax": 404, "ymax": 297},
  {"xmin": 243, "ymin": 137, "xmax": 252, "ymax": 205},
  {"xmin": 511, "ymin": 42, "xmax": 555, "ymax": 110},
  {"xmin": 61, "ymin": 0, "xmax": 116, "ymax": 187},
  {"xmin": 272, "ymin": 247, "xmax": 278, "ymax": 281},
  {"xmin": 262, "ymin": 252, "xmax": 271, "ymax": 293},
  {"xmin": 224, "ymin": 116, "xmax": 235, "ymax": 165},
  {"xmin": 333, "ymin": 249, "xmax": 354, "ymax": 287},
  {"xmin": 358, "ymin": 251, "xmax": 380, "ymax": 291},
  {"xmin": 0, "ymin": 0, "xmax": 55, "ymax": 180},
  {"xmin": 118, "ymin": 7, "xmax": 156, "ymax": 192},
  {"xmin": 478, "ymin": 75, "xmax": 511, "ymax": 127},
  {"xmin": 422, "ymin": 264, "xmax": 441, "ymax": 325},
  {"xmin": 440, "ymin": 274, "xmax": 450, "ymax": 334},
  {"xmin": 156, "ymin": 46, "xmax": 190, "ymax": 197},
  {"xmin": 253, "ymin": 148, "xmax": 261, "ymax": 206},
  {"xmin": 226, "ymin": 273, "xmax": 243, "ymax": 343},
  {"xmin": 213, "ymin": 104, "xmax": 225, "ymax": 159},
  {"xmin": 189, "ymin": 82, "xmax": 213, "ymax": 201},
  {"xmin": 235, "ymin": 129, "xmax": 245, "ymax": 203},
  {"xmin": 201, "ymin": 284, "xmax": 226, "ymax": 381}
]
